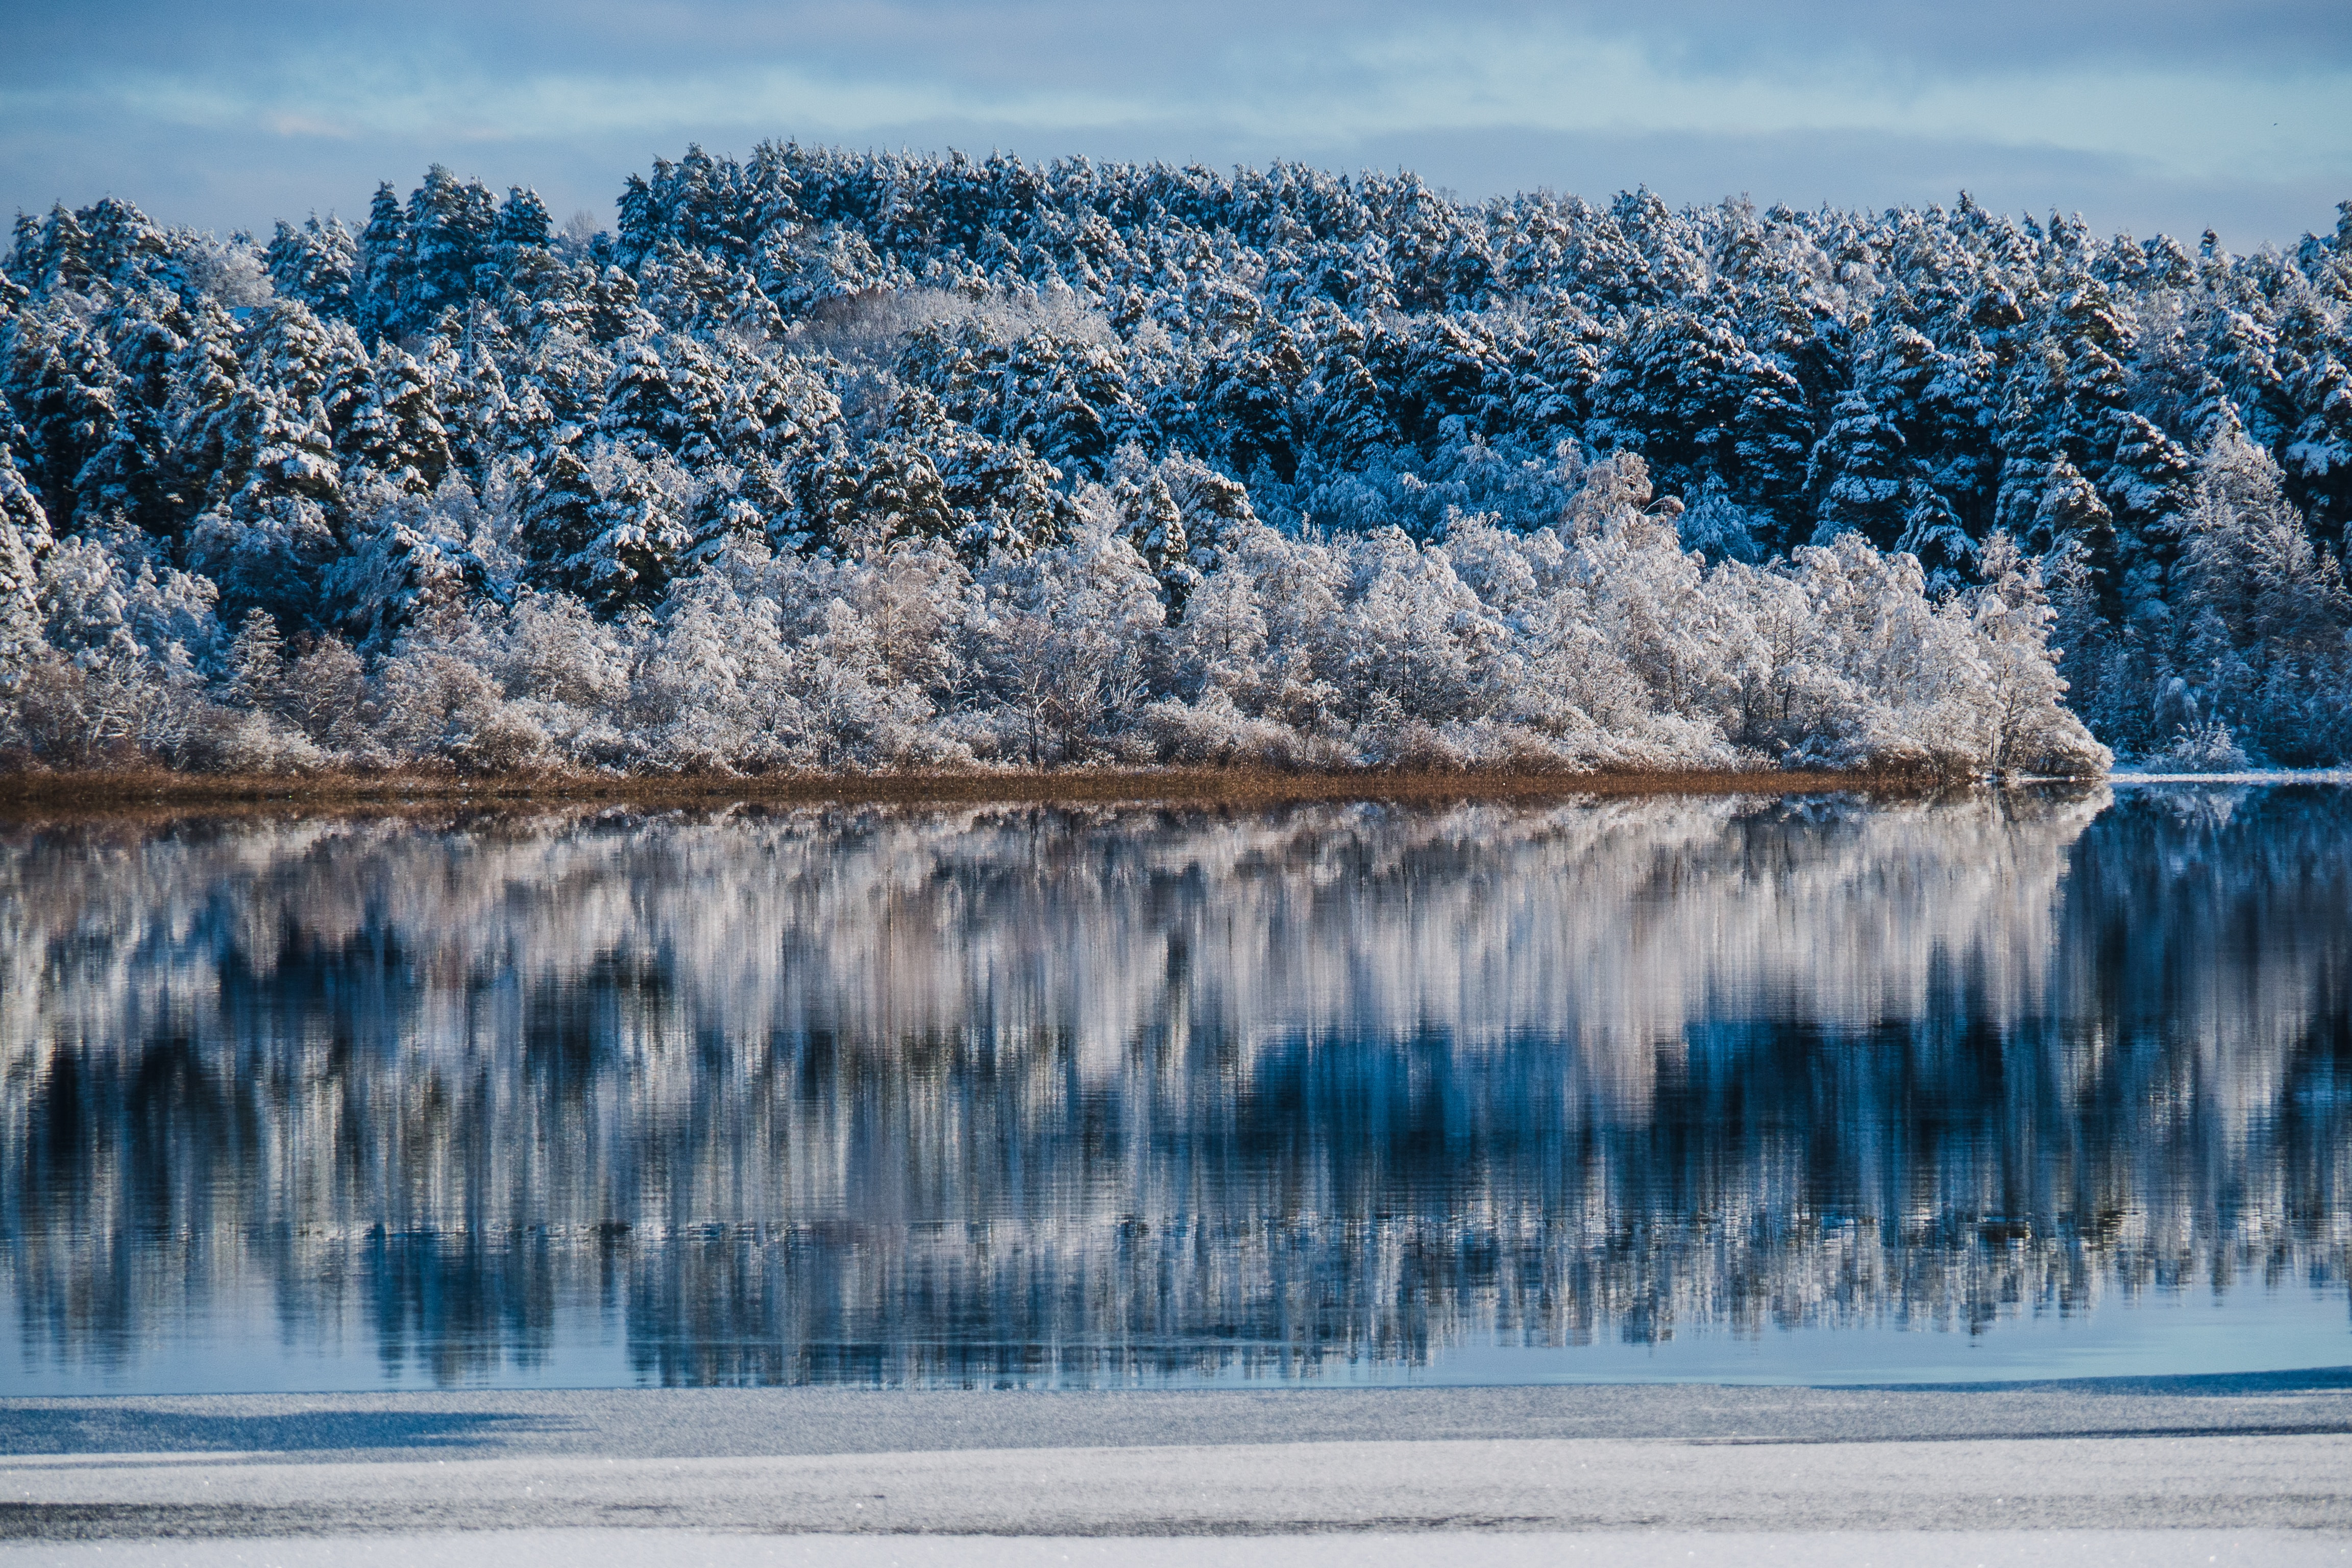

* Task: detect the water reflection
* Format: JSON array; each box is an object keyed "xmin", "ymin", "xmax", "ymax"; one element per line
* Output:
[{"xmin": 3, "ymin": 786, "xmax": 2348, "ymax": 1390}]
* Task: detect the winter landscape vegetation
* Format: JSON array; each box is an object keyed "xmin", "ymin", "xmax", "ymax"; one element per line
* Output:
[
  {"xmin": 7, "ymin": 148, "xmax": 2352, "ymax": 788},
  {"xmin": 9, "ymin": 66, "xmax": 2352, "ymax": 1562},
  {"xmin": 6, "ymin": 0, "xmax": 2352, "ymax": 1561}
]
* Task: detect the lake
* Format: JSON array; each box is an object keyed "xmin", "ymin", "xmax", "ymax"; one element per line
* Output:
[{"xmin": 3, "ymin": 782, "xmax": 2347, "ymax": 1393}]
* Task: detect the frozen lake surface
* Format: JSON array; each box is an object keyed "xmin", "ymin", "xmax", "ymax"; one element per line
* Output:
[
  {"xmin": 15, "ymin": 1531, "xmax": 2351, "ymax": 1568},
  {"xmin": 3, "ymin": 1378, "xmax": 2350, "ymax": 1548},
  {"xmin": 4, "ymin": 781, "xmax": 2348, "ymax": 1395}
]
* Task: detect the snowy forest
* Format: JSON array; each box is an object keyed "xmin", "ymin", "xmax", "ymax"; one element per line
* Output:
[{"xmin": 4, "ymin": 145, "xmax": 2350, "ymax": 777}]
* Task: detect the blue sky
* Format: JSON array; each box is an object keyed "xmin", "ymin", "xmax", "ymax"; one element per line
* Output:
[{"xmin": 5, "ymin": 1, "xmax": 2347, "ymax": 245}]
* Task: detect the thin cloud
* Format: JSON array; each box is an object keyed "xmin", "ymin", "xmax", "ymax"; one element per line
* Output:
[{"xmin": 4, "ymin": 1, "xmax": 2345, "ymax": 241}]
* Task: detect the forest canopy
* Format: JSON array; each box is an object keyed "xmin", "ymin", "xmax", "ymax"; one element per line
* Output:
[{"xmin": 5, "ymin": 145, "xmax": 2350, "ymax": 776}]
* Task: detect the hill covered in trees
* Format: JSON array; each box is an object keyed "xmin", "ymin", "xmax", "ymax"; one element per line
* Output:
[{"xmin": 5, "ymin": 145, "xmax": 2349, "ymax": 776}]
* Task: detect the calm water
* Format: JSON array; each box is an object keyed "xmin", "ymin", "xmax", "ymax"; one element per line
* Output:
[{"xmin": 3, "ymin": 783, "xmax": 2348, "ymax": 1394}]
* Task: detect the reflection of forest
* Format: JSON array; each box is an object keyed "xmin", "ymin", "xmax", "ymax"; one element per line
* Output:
[{"xmin": 3, "ymin": 786, "xmax": 2348, "ymax": 1386}]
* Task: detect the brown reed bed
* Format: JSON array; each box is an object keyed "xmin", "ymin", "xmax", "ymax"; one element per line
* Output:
[{"xmin": 0, "ymin": 761, "xmax": 2001, "ymax": 819}]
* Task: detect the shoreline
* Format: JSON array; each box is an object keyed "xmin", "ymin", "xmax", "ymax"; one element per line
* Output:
[
  {"xmin": 0, "ymin": 764, "xmax": 2066, "ymax": 814},
  {"xmin": 3, "ymin": 1381, "xmax": 2347, "ymax": 1547}
]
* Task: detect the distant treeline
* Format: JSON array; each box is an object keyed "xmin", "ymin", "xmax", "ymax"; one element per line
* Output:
[{"xmin": 5, "ymin": 146, "xmax": 2349, "ymax": 773}]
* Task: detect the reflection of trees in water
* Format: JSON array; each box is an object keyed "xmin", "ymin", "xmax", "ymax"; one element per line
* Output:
[{"xmin": 2, "ymin": 786, "xmax": 2347, "ymax": 1386}]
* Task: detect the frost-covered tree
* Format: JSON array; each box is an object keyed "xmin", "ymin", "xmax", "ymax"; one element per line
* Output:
[
  {"xmin": 2172, "ymin": 428, "xmax": 2352, "ymax": 762},
  {"xmin": 6, "ymin": 151, "xmax": 2349, "ymax": 772},
  {"xmin": 264, "ymin": 216, "xmax": 357, "ymax": 321}
]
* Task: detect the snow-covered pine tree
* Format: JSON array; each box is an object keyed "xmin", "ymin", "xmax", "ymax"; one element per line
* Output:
[
  {"xmin": 355, "ymin": 183, "xmax": 411, "ymax": 345},
  {"xmin": 265, "ymin": 216, "xmax": 358, "ymax": 321},
  {"xmin": 1806, "ymin": 388, "xmax": 1914, "ymax": 549},
  {"xmin": 0, "ymin": 440, "xmax": 54, "ymax": 680},
  {"xmin": 12, "ymin": 142, "xmax": 2352, "ymax": 769},
  {"xmin": 2176, "ymin": 426, "xmax": 2352, "ymax": 761},
  {"xmin": 519, "ymin": 444, "xmax": 601, "ymax": 593},
  {"xmin": 339, "ymin": 347, "xmax": 452, "ymax": 492},
  {"xmin": 1114, "ymin": 471, "xmax": 1194, "ymax": 612},
  {"xmin": 222, "ymin": 604, "xmax": 284, "ymax": 709},
  {"xmin": 404, "ymin": 166, "xmax": 499, "ymax": 330}
]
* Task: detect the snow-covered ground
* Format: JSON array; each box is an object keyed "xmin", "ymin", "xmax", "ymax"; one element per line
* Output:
[
  {"xmin": 2106, "ymin": 769, "xmax": 2352, "ymax": 783},
  {"xmin": 3, "ymin": 1382, "xmax": 2348, "ymax": 1560},
  {"xmin": 9, "ymin": 1527, "xmax": 2351, "ymax": 1568}
]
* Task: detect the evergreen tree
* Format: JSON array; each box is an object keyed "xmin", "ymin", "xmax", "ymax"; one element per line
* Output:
[
  {"xmin": 405, "ymin": 166, "xmax": 498, "ymax": 326},
  {"xmin": 2285, "ymin": 351, "xmax": 2352, "ymax": 551},
  {"xmin": 223, "ymin": 605, "xmax": 285, "ymax": 709},
  {"xmin": 355, "ymin": 183, "xmax": 411, "ymax": 345},
  {"xmin": 600, "ymin": 338, "xmax": 681, "ymax": 459},
  {"xmin": 494, "ymin": 187, "xmax": 554, "ymax": 255},
  {"xmin": 520, "ymin": 444, "xmax": 600, "ymax": 591},
  {"xmin": 264, "ymin": 216, "xmax": 357, "ymax": 321},
  {"xmin": 1806, "ymin": 389, "xmax": 1914, "ymax": 548},
  {"xmin": 0, "ymin": 439, "xmax": 54, "ymax": 674},
  {"xmin": 825, "ymin": 442, "xmax": 959, "ymax": 550},
  {"xmin": 2175, "ymin": 428, "xmax": 2352, "ymax": 761},
  {"xmin": 2024, "ymin": 455, "xmax": 2121, "ymax": 619},
  {"xmin": 1114, "ymin": 471, "xmax": 1199, "ymax": 615},
  {"xmin": 572, "ymin": 448, "xmax": 691, "ymax": 614},
  {"xmin": 10, "ymin": 140, "xmax": 2352, "ymax": 766},
  {"xmin": 1303, "ymin": 312, "xmax": 1398, "ymax": 465},
  {"xmin": 339, "ymin": 348, "xmax": 452, "ymax": 491}
]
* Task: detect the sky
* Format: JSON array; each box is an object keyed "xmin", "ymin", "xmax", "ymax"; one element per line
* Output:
[{"xmin": 4, "ymin": 1, "xmax": 2347, "ymax": 248}]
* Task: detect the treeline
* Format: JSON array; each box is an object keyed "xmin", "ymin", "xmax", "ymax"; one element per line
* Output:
[{"xmin": 4, "ymin": 146, "xmax": 2349, "ymax": 773}]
